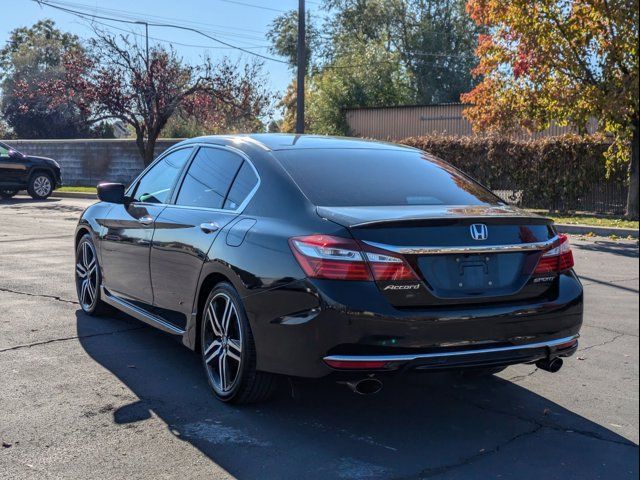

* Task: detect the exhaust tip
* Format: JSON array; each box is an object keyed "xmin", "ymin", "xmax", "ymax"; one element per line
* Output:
[
  {"xmin": 536, "ymin": 357, "xmax": 563, "ymax": 373},
  {"xmin": 345, "ymin": 378, "xmax": 383, "ymax": 395}
]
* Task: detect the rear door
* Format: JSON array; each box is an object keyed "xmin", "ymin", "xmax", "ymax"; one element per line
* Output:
[{"xmin": 149, "ymin": 146, "xmax": 259, "ymax": 329}]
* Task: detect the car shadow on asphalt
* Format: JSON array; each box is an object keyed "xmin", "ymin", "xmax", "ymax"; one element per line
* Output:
[
  {"xmin": 0, "ymin": 197, "xmax": 62, "ymax": 205},
  {"xmin": 75, "ymin": 311, "xmax": 639, "ymax": 480},
  {"xmin": 574, "ymin": 240, "xmax": 639, "ymax": 259}
]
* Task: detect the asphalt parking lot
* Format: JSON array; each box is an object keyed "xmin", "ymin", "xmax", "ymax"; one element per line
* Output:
[{"xmin": 0, "ymin": 195, "xmax": 638, "ymax": 480}]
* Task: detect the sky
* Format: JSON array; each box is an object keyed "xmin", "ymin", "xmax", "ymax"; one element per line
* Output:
[{"xmin": 1, "ymin": 0, "xmax": 323, "ymax": 98}]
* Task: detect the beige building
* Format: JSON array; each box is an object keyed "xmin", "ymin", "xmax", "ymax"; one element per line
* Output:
[{"xmin": 345, "ymin": 103, "xmax": 597, "ymax": 140}]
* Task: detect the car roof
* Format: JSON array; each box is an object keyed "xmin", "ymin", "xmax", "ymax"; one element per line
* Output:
[{"xmin": 182, "ymin": 133, "xmax": 416, "ymax": 152}]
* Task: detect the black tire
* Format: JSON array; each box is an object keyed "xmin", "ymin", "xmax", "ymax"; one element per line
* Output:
[
  {"xmin": 460, "ymin": 366, "xmax": 508, "ymax": 378},
  {"xmin": 200, "ymin": 282, "xmax": 276, "ymax": 404},
  {"xmin": 75, "ymin": 234, "xmax": 110, "ymax": 316},
  {"xmin": 0, "ymin": 189, "xmax": 19, "ymax": 199},
  {"xmin": 27, "ymin": 172, "xmax": 53, "ymax": 200}
]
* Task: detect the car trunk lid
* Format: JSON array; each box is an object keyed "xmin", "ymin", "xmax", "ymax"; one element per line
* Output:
[{"xmin": 317, "ymin": 205, "xmax": 558, "ymax": 307}]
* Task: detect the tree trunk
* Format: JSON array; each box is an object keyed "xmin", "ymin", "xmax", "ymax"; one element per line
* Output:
[
  {"xmin": 143, "ymin": 134, "xmax": 157, "ymax": 167},
  {"xmin": 626, "ymin": 118, "xmax": 639, "ymax": 220},
  {"xmin": 134, "ymin": 130, "xmax": 158, "ymax": 167},
  {"xmin": 135, "ymin": 131, "xmax": 147, "ymax": 166}
]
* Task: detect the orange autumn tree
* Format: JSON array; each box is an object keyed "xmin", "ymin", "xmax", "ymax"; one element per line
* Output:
[{"xmin": 462, "ymin": 0, "xmax": 639, "ymax": 218}]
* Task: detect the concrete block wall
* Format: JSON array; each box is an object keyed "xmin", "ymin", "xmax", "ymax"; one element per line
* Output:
[{"xmin": 4, "ymin": 139, "xmax": 182, "ymax": 186}]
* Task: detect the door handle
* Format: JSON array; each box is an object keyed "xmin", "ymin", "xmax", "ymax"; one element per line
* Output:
[
  {"xmin": 200, "ymin": 222, "xmax": 220, "ymax": 234},
  {"xmin": 138, "ymin": 215, "xmax": 154, "ymax": 226}
]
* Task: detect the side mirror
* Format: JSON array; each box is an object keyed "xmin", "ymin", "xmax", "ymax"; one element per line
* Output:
[
  {"xmin": 8, "ymin": 149, "xmax": 24, "ymax": 159},
  {"xmin": 97, "ymin": 183, "xmax": 126, "ymax": 204}
]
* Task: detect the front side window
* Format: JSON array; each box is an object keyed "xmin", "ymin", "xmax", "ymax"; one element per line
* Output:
[
  {"xmin": 176, "ymin": 147, "xmax": 243, "ymax": 209},
  {"xmin": 0, "ymin": 142, "xmax": 12, "ymax": 157},
  {"xmin": 132, "ymin": 148, "xmax": 192, "ymax": 203}
]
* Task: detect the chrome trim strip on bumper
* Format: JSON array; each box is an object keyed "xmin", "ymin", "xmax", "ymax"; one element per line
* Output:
[
  {"xmin": 362, "ymin": 235, "xmax": 559, "ymax": 255},
  {"xmin": 323, "ymin": 335, "xmax": 579, "ymax": 363},
  {"xmin": 101, "ymin": 286, "xmax": 186, "ymax": 335}
]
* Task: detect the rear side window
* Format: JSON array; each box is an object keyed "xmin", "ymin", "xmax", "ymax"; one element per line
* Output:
[
  {"xmin": 176, "ymin": 147, "xmax": 243, "ymax": 209},
  {"xmin": 133, "ymin": 147, "xmax": 192, "ymax": 203},
  {"xmin": 277, "ymin": 149, "xmax": 501, "ymax": 207},
  {"xmin": 223, "ymin": 162, "xmax": 258, "ymax": 210}
]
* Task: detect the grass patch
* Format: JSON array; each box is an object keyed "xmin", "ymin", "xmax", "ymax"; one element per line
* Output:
[
  {"xmin": 57, "ymin": 186, "xmax": 97, "ymax": 193},
  {"xmin": 528, "ymin": 211, "xmax": 639, "ymax": 230}
]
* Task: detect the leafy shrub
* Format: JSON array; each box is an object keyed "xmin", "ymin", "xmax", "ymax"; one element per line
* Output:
[{"xmin": 400, "ymin": 134, "xmax": 628, "ymax": 214}]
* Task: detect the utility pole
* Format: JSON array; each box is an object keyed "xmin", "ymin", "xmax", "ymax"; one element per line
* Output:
[
  {"xmin": 296, "ymin": 0, "xmax": 306, "ymax": 134},
  {"xmin": 135, "ymin": 21, "xmax": 150, "ymax": 68}
]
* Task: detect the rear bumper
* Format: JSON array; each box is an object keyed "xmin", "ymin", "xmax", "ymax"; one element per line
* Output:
[
  {"xmin": 246, "ymin": 271, "xmax": 583, "ymax": 378},
  {"xmin": 324, "ymin": 335, "xmax": 579, "ymax": 372}
]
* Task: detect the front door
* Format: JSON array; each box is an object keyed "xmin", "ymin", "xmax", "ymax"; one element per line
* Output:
[
  {"xmin": 150, "ymin": 146, "xmax": 259, "ymax": 328},
  {"xmin": 99, "ymin": 147, "xmax": 194, "ymax": 306}
]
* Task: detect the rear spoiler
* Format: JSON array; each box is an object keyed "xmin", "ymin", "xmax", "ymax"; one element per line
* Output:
[{"xmin": 316, "ymin": 205, "xmax": 552, "ymax": 228}]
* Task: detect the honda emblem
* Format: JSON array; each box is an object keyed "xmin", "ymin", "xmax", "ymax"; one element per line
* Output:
[{"xmin": 470, "ymin": 224, "xmax": 488, "ymax": 241}]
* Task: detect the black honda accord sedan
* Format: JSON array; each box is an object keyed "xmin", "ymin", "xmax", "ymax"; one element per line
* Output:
[{"xmin": 75, "ymin": 134, "xmax": 582, "ymax": 403}]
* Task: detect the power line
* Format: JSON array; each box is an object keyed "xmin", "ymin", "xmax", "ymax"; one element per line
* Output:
[
  {"xmin": 73, "ymin": 16, "xmax": 270, "ymax": 51},
  {"xmin": 43, "ymin": 0, "xmax": 272, "ymax": 36},
  {"xmin": 32, "ymin": 0, "xmax": 474, "ymax": 72},
  {"xmin": 218, "ymin": 0, "xmax": 286, "ymax": 13},
  {"xmin": 33, "ymin": 0, "xmax": 289, "ymax": 64},
  {"xmin": 218, "ymin": 0, "xmax": 322, "ymax": 12}
]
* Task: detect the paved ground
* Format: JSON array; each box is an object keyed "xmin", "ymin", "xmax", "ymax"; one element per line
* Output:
[{"xmin": 0, "ymin": 195, "xmax": 638, "ymax": 480}]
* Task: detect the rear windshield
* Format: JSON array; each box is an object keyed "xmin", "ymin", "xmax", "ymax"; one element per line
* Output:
[{"xmin": 277, "ymin": 149, "xmax": 502, "ymax": 207}]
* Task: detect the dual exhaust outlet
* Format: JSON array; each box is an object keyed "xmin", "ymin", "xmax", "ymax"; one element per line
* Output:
[
  {"xmin": 343, "ymin": 377, "xmax": 384, "ymax": 395},
  {"xmin": 341, "ymin": 358, "xmax": 563, "ymax": 395}
]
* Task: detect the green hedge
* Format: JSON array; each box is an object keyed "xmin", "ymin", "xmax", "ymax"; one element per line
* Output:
[{"xmin": 400, "ymin": 134, "xmax": 628, "ymax": 214}]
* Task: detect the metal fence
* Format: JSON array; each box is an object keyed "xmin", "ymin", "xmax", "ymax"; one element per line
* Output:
[
  {"xmin": 345, "ymin": 103, "xmax": 598, "ymax": 140},
  {"xmin": 492, "ymin": 180, "xmax": 628, "ymax": 215}
]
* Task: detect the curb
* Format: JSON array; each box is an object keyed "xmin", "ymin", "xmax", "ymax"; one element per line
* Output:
[
  {"xmin": 51, "ymin": 191, "xmax": 97, "ymax": 200},
  {"xmin": 556, "ymin": 223, "xmax": 639, "ymax": 238}
]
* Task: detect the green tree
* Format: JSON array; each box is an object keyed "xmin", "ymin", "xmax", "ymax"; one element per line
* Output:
[
  {"xmin": 267, "ymin": 1, "xmax": 480, "ymax": 134},
  {"xmin": 267, "ymin": 10, "xmax": 320, "ymax": 70},
  {"xmin": 307, "ymin": 46, "xmax": 412, "ymax": 134},
  {"xmin": 0, "ymin": 20, "xmax": 94, "ymax": 138},
  {"xmin": 325, "ymin": 0, "xmax": 481, "ymax": 104},
  {"xmin": 462, "ymin": 0, "xmax": 639, "ymax": 219}
]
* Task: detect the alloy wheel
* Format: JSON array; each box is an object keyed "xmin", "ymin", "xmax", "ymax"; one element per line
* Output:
[
  {"xmin": 33, "ymin": 175, "xmax": 52, "ymax": 197},
  {"xmin": 76, "ymin": 240, "xmax": 98, "ymax": 311},
  {"xmin": 202, "ymin": 293, "xmax": 243, "ymax": 394}
]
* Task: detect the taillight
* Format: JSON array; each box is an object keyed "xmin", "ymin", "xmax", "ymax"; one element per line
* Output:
[
  {"xmin": 363, "ymin": 251, "xmax": 418, "ymax": 280},
  {"xmin": 289, "ymin": 235, "xmax": 372, "ymax": 280},
  {"xmin": 534, "ymin": 234, "xmax": 574, "ymax": 274},
  {"xmin": 289, "ymin": 235, "xmax": 419, "ymax": 281}
]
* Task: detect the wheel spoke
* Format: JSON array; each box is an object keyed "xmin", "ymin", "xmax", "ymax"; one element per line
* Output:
[
  {"xmin": 76, "ymin": 263, "xmax": 87, "ymax": 278},
  {"xmin": 226, "ymin": 348, "xmax": 241, "ymax": 363},
  {"xmin": 218, "ymin": 351, "xmax": 227, "ymax": 391},
  {"xmin": 222, "ymin": 302, "xmax": 235, "ymax": 335},
  {"xmin": 86, "ymin": 277, "xmax": 95, "ymax": 304},
  {"xmin": 80, "ymin": 279, "xmax": 89, "ymax": 305},
  {"xmin": 204, "ymin": 340, "xmax": 222, "ymax": 364},
  {"xmin": 227, "ymin": 338, "xmax": 241, "ymax": 357},
  {"xmin": 87, "ymin": 258, "xmax": 96, "ymax": 276},
  {"xmin": 82, "ymin": 243, "xmax": 89, "ymax": 269},
  {"xmin": 220, "ymin": 298, "xmax": 231, "ymax": 334},
  {"xmin": 207, "ymin": 303, "xmax": 223, "ymax": 337}
]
